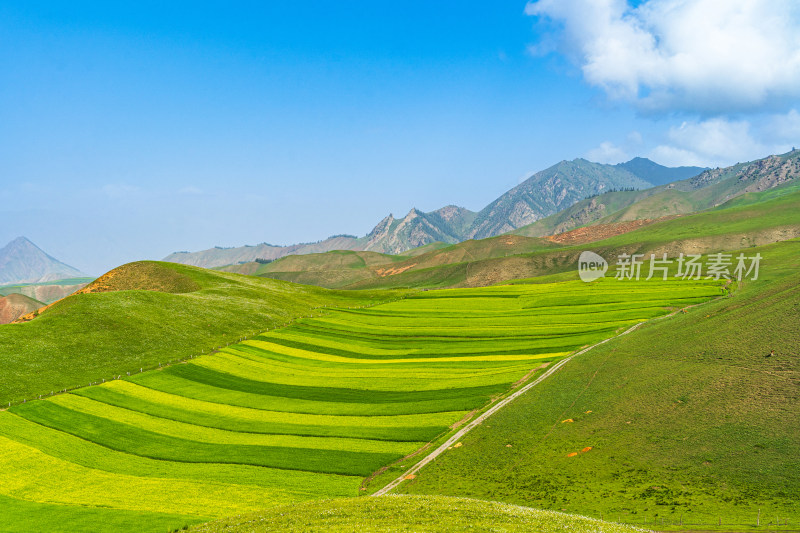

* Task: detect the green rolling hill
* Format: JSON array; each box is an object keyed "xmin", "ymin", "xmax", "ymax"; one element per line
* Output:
[
  {"xmin": 0, "ymin": 261, "xmax": 401, "ymax": 405},
  {"xmin": 2, "ymin": 152, "xmax": 798, "ymax": 533},
  {"xmin": 189, "ymin": 495, "xmax": 649, "ymax": 533},
  {"xmin": 396, "ymin": 238, "xmax": 800, "ymax": 527},
  {"xmin": 0, "ymin": 263, "xmax": 718, "ymax": 532}
]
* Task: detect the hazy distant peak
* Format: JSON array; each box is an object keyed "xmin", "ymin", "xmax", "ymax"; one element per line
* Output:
[
  {"xmin": 616, "ymin": 158, "xmax": 707, "ymax": 186},
  {"xmin": 0, "ymin": 237, "xmax": 85, "ymax": 285}
]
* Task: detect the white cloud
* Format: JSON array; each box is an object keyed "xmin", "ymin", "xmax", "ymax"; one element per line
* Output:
[
  {"xmin": 585, "ymin": 131, "xmax": 644, "ymax": 163},
  {"xmin": 586, "ymin": 141, "xmax": 629, "ymax": 164},
  {"xmin": 648, "ymin": 145, "xmax": 708, "ymax": 168},
  {"xmin": 649, "ymin": 117, "xmax": 765, "ymax": 167},
  {"xmin": 768, "ymin": 109, "xmax": 800, "ymax": 143},
  {"xmin": 626, "ymin": 131, "xmax": 643, "ymax": 146},
  {"xmin": 648, "ymin": 111, "xmax": 800, "ymax": 167},
  {"xmin": 526, "ymin": 0, "xmax": 800, "ymax": 114}
]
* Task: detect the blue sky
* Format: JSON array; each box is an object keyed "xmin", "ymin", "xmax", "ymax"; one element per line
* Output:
[{"xmin": 1, "ymin": 1, "xmax": 798, "ymax": 274}]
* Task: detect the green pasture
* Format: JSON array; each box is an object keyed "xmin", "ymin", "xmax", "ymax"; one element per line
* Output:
[
  {"xmin": 400, "ymin": 239, "xmax": 800, "ymax": 528},
  {"xmin": 0, "ymin": 275, "xmax": 719, "ymax": 532},
  {"xmin": 0, "ymin": 261, "xmax": 403, "ymax": 405},
  {"xmin": 190, "ymin": 495, "xmax": 649, "ymax": 533}
]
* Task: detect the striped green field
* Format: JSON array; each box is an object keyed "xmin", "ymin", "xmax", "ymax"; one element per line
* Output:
[{"xmin": 0, "ymin": 278, "xmax": 720, "ymax": 532}]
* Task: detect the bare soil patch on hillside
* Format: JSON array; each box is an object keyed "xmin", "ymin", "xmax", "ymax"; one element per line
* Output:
[
  {"xmin": 545, "ymin": 217, "xmax": 680, "ymax": 245},
  {"xmin": 78, "ymin": 262, "xmax": 201, "ymax": 294}
]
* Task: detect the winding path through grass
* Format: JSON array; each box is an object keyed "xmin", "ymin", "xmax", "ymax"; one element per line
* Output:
[{"xmin": 373, "ymin": 321, "xmax": 647, "ymax": 496}]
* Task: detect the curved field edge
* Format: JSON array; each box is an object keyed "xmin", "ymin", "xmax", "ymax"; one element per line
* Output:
[
  {"xmin": 0, "ymin": 261, "xmax": 408, "ymax": 405},
  {"xmin": 0, "ymin": 494, "xmax": 202, "ymax": 533},
  {"xmin": 188, "ymin": 495, "xmax": 650, "ymax": 533},
  {"xmin": 397, "ymin": 239, "xmax": 800, "ymax": 527},
  {"xmin": 0, "ymin": 277, "xmax": 721, "ymax": 533}
]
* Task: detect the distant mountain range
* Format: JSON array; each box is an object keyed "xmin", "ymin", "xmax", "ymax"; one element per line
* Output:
[
  {"xmin": 221, "ymin": 149, "xmax": 800, "ymax": 290},
  {"xmin": 514, "ymin": 149, "xmax": 800, "ymax": 238},
  {"xmin": 0, "ymin": 237, "xmax": 86, "ymax": 286},
  {"xmin": 166, "ymin": 157, "xmax": 706, "ymax": 267}
]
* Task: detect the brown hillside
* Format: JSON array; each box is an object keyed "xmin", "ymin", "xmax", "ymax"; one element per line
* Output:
[
  {"xmin": 21, "ymin": 282, "xmax": 90, "ymax": 304},
  {"xmin": 77, "ymin": 261, "xmax": 200, "ymax": 295},
  {"xmin": 544, "ymin": 216, "xmax": 679, "ymax": 245},
  {"xmin": 0, "ymin": 293, "xmax": 44, "ymax": 324}
]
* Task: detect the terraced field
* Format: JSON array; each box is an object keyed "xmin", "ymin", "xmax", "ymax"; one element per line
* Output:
[{"xmin": 0, "ymin": 278, "xmax": 721, "ymax": 532}]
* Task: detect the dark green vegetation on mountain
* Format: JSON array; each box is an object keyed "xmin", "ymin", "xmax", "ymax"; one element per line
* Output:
[{"xmin": 399, "ymin": 238, "xmax": 800, "ymax": 526}]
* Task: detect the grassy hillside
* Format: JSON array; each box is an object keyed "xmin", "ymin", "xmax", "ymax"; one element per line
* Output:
[
  {"xmin": 590, "ymin": 185, "xmax": 800, "ymax": 253},
  {"xmin": 224, "ymin": 250, "xmax": 405, "ymax": 289},
  {"xmin": 348, "ymin": 189, "xmax": 800, "ymax": 289},
  {"xmin": 254, "ymin": 234, "xmax": 558, "ymax": 290},
  {"xmin": 398, "ymin": 241, "xmax": 452, "ymax": 257},
  {"xmin": 189, "ymin": 495, "xmax": 648, "ymax": 533},
  {"xmin": 398, "ymin": 238, "xmax": 800, "ymax": 527},
  {"xmin": 0, "ymin": 261, "xmax": 400, "ymax": 405},
  {"xmin": 0, "ymin": 277, "xmax": 717, "ymax": 532}
]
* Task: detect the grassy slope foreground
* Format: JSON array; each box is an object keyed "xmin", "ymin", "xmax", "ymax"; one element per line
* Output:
[
  {"xmin": 190, "ymin": 495, "xmax": 648, "ymax": 533},
  {"xmin": 0, "ymin": 277, "xmax": 717, "ymax": 532},
  {"xmin": 399, "ymin": 238, "xmax": 800, "ymax": 527},
  {"xmin": 0, "ymin": 261, "xmax": 399, "ymax": 405}
]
